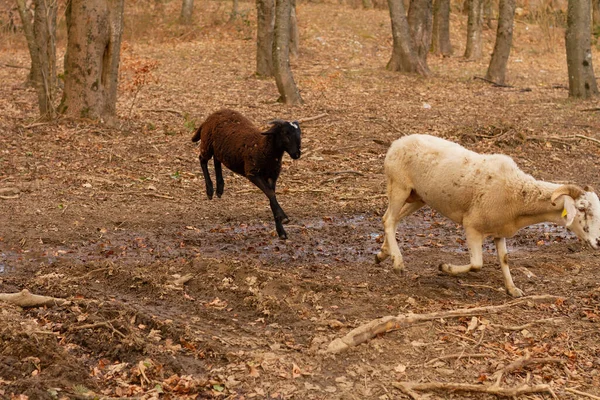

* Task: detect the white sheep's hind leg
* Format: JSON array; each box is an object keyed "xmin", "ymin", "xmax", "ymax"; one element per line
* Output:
[
  {"xmin": 494, "ymin": 237, "xmax": 524, "ymax": 297},
  {"xmin": 440, "ymin": 228, "xmax": 483, "ymax": 275}
]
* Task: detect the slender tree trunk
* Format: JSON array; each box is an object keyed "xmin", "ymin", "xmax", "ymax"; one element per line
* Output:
[
  {"xmin": 387, "ymin": 0, "xmax": 425, "ymax": 74},
  {"xmin": 257, "ymin": 0, "xmax": 276, "ymax": 76},
  {"xmin": 230, "ymin": 0, "xmax": 239, "ymax": 21},
  {"xmin": 594, "ymin": 0, "xmax": 600, "ymax": 26},
  {"xmin": 483, "ymin": 0, "xmax": 494, "ymax": 28},
  {"xmin": 273, "ymin": 0, "xmax": 303, "ymax": 104},
  {"xmin": 58, "ymin": 0, "xmax": 125, "ymax": 123},
  {"xmin": 407, "ymin": 0, "xmax": 432, "ymax": 74},
  {"xmin": 16, "ymin": 0, "xmax": 57, "ymax": 119},
  {"xmin": 289, "ymin": 0, "xmax": 299, "ymax": 58},
  {"xmin": 180, "ymin": 0, "xmax": 194, "ymax": 24},
  {"xmin": 565, "ymin": 0, "xmax": 598, "ymax": 98},
  {"xmin": 485, "ymin": 0, "xmax": 515, "ymax": 84},
  {"xmin": 431, "ymin": 0, "xmax": 452, "ymax": 56},
  {"xmin": 464, "ymin": 0, "xmax": 483, "ymax": 59}
]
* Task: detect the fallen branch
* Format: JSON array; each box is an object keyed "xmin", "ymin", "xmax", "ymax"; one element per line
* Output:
[
  {"xmin": 298, "ymin": 113, "xmax": 328, "ymax": 123},
  {"xmin": 0, "ymin": 289, "xmax": 68, "ymax": 308},
  {"xmin": 393, "ymin": 381, "xmax": 556, "ymax": 399},
  {"xmin": 565, "ymin": 387, "xmax": 600, "ymax": 400},
  {"xmin": 69, "ymin": 320, "xmax": 126, "ymax": 338},
  {"xmin": 326, "ymin": 295, "xmax": 561, "ymax": 353},
  {"xmin": 2, "ymin": 63, "xmax": 28, "ymax": 69}
]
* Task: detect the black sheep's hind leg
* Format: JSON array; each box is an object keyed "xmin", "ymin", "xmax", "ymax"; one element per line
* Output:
[
  {"xmin": 214, "ymin": 159, "xmax": 224, "ymax": 198},
  {"xmin": 200, "ymin": 156, "xmax": 214, "ymax": 200}
]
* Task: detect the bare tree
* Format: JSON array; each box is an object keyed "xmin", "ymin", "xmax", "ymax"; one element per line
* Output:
[
  {"xmin": 273, "ymin": 0, "xmax": 302, "ymax": 104},
  {"xmin": 407, "ymin": 0, "xmax": 432, "ymax": 74},
  {"xmin": 16, "ymin": 0, "xmax": 57, "ymax": 119},
  {"xmin": 180, "ymin": 0, "xmax": 194, "ymax": 24},
  {"xmin": 485, "ymin": 0, "xmax": 515, "ymax": 84},
  {"xmin": 256, "ymin": 0, "xmax": 276, "ymax": 76},
  {"xmin": 464, "ymin": 0, "xmax": 483, "ymax": 59},
  {"xmin": 386, "ymin": 0, "xmax": 426, "ymax": 74},
  {"xmin": 431, "ymin": 0, "xmax": 453, "ymax": 56},
  {"xmin": 58, "ymin": 0, "xmax": 125, "ymax": 123},
  {"xmin": 565, "ymin": 0, "xmax": 598, "ymax": 98}
]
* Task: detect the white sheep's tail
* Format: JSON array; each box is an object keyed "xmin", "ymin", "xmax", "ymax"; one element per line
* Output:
[{"xmin": 191, "ymin": 124, "xmax": 203, "ymax": 142}]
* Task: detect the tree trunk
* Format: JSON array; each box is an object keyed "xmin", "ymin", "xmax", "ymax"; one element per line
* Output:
[
  {"xmin": 273, "ymin": 0, "xmax": 303, "ymax": 104},
  {"xmin": 386, "ymin": 0, "xmax": 425, "ymax": 74},
  {"xmin": 565, "ymin": 0, "xmax": 599, "ymax": 98},
  {"xmin": 464, "ymin": 0, "xmax": 483, "ymax": 59},
  {"xmin": 180, "ymin": 0, "xmax": 194, "ymax": 24},
  {"xmin": 483, "ymin": 0, "xmax": 494, "ymax": 28},
  {"xmin": 16, "ymin": 0, "xmax": 57, "ymax": 118},
  {"xmin": 485, "ymin": 0, "xmax": 515, "ymax": 84},
  {"xmin": 289, "ymin": 0, "xmax": 299, "ymax": 58},
  {"xmin": 256, "ymin": 0, "xmax": 276, "ymax": 76},
  {"xmin": 407, "ymin": 0, "xmax": 432, "ymax": 74},
  {"xmin": 58, "ymin": 0, "xmax": 125, "ymax": 123},
  {"xmin": 431, "ymin": 0, "xmax": 452, "ymax": 56},
  {"xmin": 594, "ymin": 0, "xmax": 600, "ymax": 26}
]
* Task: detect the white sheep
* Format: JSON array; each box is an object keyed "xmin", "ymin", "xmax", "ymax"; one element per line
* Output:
[{"xmin": 376, "ymin": 134, "xmax": 600, "ymax": 297}]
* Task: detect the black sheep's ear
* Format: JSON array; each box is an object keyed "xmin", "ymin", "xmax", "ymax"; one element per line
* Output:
[{"xmin": 263, "ymin": 119, "xmax": 284, "ymax": 135}]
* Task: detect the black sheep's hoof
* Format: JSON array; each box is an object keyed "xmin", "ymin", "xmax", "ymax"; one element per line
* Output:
[
  {"xmin": 207, "ymin": 193, "xmax": 213, "ymax": 200},
  {"xmin": 281, "ymin": 216, "xmax": 290, "ymax": 225},
  {"xmin": 278, "ymin": 233, "xmax": 288, "ymax": 240}
]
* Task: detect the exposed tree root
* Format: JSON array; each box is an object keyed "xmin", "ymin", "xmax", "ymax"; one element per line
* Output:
[
  {"xmin": 0, "ymin": 289, "xmax": 68, "ymax": 308},
  {"xmin": 327, "ymin": 295, "xmax": 561, "ymax": 353},
  {"xmin": 393, "ymin": 381, "xmax": 556, "ymax": 399}
]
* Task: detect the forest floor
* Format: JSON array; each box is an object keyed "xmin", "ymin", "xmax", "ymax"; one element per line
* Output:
[{"xmin": 1, "ymin": 1, "xmax": 600, "ymax": 399}]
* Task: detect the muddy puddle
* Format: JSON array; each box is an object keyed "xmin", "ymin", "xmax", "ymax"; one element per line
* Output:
[{"xmin": 0, "ymin": 210, "xmax": 579, "ymax": 273}]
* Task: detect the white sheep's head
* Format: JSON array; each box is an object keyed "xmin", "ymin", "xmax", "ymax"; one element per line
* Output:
[{"xmin": 551, "ymin": 185, "xmax": 600, "ymax": 250}]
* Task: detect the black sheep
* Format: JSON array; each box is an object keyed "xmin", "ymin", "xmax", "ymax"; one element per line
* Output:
[{"xmin": 192, "ymin": 109, "xmax": 301, "ymax": 239}]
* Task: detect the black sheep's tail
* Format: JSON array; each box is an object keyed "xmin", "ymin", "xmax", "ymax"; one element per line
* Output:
[{"xmin": 191, "ymin": 124, "xmax": 203, "ymax": 142}]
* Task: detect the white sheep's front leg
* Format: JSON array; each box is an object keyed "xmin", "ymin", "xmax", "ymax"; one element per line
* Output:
[
  {"xmin": 440, "ymin": 228, "xmax": 483, "ymax": 275},
  {"xmin": 494, "ymin": 237, "xmax": 524, "ymax": 297},
  {"xmin": 376, "ymin": 199, "xmax": 425, "ymax": 272}
]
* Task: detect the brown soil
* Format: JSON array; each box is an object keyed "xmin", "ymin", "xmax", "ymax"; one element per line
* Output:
[{"xmin": 1, "ymin": 1, "xmax": 600, "ymax": 399}]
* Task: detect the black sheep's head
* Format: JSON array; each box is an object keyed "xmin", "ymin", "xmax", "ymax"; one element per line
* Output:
[{"xmin": 265, "ymin": 120, "xmax": 302, "ymax": 160}]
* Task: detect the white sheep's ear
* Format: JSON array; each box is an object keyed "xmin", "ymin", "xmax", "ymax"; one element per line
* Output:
[{"xmin": 562, "ymin": 196, "xmax": 577, "ymax": 227}]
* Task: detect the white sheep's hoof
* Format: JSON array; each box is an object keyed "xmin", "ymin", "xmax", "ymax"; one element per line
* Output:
[
  {"xmin": 507, "ymin": 287, "xmax": 524, "ymax": 297},
  {"xmin": 375, "ymin": 252, "xmax": 387, "ymax": 264}
]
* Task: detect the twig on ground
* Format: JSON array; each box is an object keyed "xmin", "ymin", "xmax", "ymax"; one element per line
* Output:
[
  {"xmin": 393, "ymin": 381, "xmax": 556, "ymax": 399},
  {"xmin": 473, "ymin": 76, "xmax": 514, "ymax": 88},
  {"xmin": 491, "ymin": 356, "xmax": 565, "ymax": 385},
  {"xmin": 0, "ymin": 289, "xmax": 68, "ymax": 308},
  {"xmin": 298, "ymin": 113, "xmax": 328, "ymax": 123},
  {"xmin": 69, "ymin": 320, "xmax": 126, "ymax": 338},
  {"xmin": 66, "ymin": 267, "xmax": 110, "ymax": 283},
  {"xmin": 575, "ymin": 134, "xmax": 600, "ymax": 146},
  {"xmin": 489, "ymin": 317, "xmax": 564, "ymax": 331},
  {"xmin": 424, "ymin": 352, "xmax": 491, "ymax": 367},
  {"xmin": 2, "ymin": 63, "xmax": 28, "ymax": 69},
  {"xmin": 565, "ymin": 387, "xmax": 600, "ymax": 399},
  {"xmin": 326, "ymin": 295, "xmax": 561, "ymax": 353},
  {"xmin": 140, "ymin": 108, "xmax": 184, "ymax": 117}
]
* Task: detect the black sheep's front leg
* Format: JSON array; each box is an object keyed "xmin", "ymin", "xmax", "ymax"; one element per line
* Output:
[
  {"xmin": 249, "ymin": 176, "xmax": 288, "ymax": 239},
  {"xmin": 214, "ymin": 159, "xmax": 225, "ymax": 198},
  {"xmin": 199, "ymin": 156, "xmax": 214, "ymax": 200}
]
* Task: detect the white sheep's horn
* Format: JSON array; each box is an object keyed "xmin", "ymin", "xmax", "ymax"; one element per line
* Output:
[{"xmin": 550, "ymin": 184, "xmax": 585, "ymax": 205}]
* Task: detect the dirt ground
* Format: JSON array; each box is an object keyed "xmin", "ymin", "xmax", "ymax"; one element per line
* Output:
[{"xmin": 1, "ymin": 1, "xmax": 600, "ymax": 399}]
